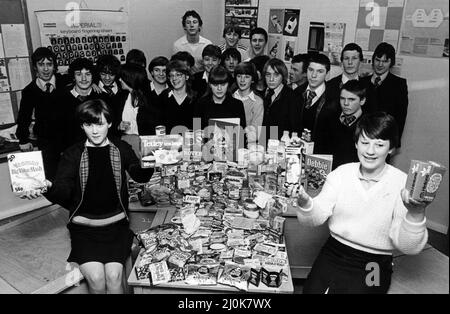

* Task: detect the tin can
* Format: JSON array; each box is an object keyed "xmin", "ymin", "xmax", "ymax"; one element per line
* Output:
[{"xmin": 155, "ymin": 125, "xmax": 166, "ymax": 136}]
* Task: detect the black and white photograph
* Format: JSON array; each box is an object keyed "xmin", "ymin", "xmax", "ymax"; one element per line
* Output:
[{"xmin": 0, "ymin": 0, "xmax": 447, "ymax": 300}]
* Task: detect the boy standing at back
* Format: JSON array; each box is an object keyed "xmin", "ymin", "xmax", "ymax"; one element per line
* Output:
[
  {"xmin": 326, "ymin": 43, "xmax": 364, "ymax": 103},
  {"xmin": 15, "ymin": 47, "xmax": 66, "ymax": 180},
  {"xmin": 315, "ymin": 80, "xmax": 366, "ymax": 169},
  {"xmin": 173, "ymin": 10, "xmax": 212, "ymax": 74}
]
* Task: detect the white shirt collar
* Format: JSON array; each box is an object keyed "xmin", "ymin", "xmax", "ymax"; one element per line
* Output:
[
  {"xmin": 306, "ymin": 83, "xmax": 326, "ymax": 101},
  {"xmin": 71, "ymin": 87, "xmax": 92, "ymax": 98},
  {"xmin": 342, "ymin": 73, "xmax": 358, "ymax": 84},
  {"xmin": 233, "ymin": 90, "xmax": 256, "ymax": 102},
  {"xmin": 202, "ymin": 71, "xmax": 209, "ymax": 82},
  {"xmin": 150, "ymin": 81, "xmax": 168, "ymax": 94},
  {"xmin": 168, "ymin": 90, "xmax": 188, "ymax": 105},
  {"xmin": 273, "ymin": 84, "xmax": 284, "ymax": 99},
  {"xmin": 36, "ymin": 75, "xmax": 56, "ymax": 92},
  {"xmin": 85, "ymin": 138, "xmax": 110, "ymax": 147},
  {"xmin": 358, "ymin": 163, "xmax": 388, "ymax": 182},
  {"xmin": 99, "ymin": 81, "xmax": 118, "ymax": 94}
]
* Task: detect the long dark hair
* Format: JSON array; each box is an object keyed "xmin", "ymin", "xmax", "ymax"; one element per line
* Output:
[{"xmin": 118, "ymin": 63, "xmax": 150, "ymax": 107}]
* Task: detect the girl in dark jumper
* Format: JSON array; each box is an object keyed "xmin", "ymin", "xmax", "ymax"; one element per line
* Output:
[{"xmin": 21, "ymin": 99, "xmax": 153, "ymax": 294}]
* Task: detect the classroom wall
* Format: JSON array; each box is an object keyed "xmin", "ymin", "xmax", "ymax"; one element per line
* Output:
[
  {"xmin": 258, "ymin": 0, "xmax": 449, "ymax": 233},
  {"xmin": 26, "ymin": 0, "xmax": 224, "ymax": 64}
]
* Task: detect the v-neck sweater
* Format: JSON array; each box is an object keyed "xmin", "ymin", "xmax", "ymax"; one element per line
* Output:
[{"xmin": 296, "ymin": 162, "xmax": 428, "ymax": 255}]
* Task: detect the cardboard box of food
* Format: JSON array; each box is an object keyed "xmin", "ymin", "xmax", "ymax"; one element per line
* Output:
[{"xmin": 405, "ymin": 160, "xmax": 446, "ymax": 202}]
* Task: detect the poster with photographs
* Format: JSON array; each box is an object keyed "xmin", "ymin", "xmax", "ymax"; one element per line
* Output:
[
  {"xmin": 324, "ymin": 22, "xmax": 346, "ymax": 66},
  {"xmin": 268, "ymin": 9, "xmax": 284, "ymax": 34},
  {"xmin": 0, "ymin": 58, "xmax": 10, "ymax": 92},
  {"xmin": 268, "ymin": 34, "xmax": 282, "ymax": 59},
  {"xmin": 308, "ymin": 22, "xmax": 346, "ymax": 65},
  {"xmin": 225, "ymin": 0, "xmax": 259, "ymax": 39},
  {"xmin": 284, "ymin": 39, "xmax": 297, "ymax": 62},
  {"xmin": 36, "ymin": 10, "xmax": 129, "ymax": 73},
  {"xmin": 267, "ymin": 8, "xmax": 301, "ymax": 63},
  {"xmin": 283, "ymin": 9, "xmax": 300, "ymax": 37}
]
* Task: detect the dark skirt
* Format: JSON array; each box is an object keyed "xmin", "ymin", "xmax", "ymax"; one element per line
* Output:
[
  {"xmin": 67, "ymin": 219, "xmax": 134, "ymax": 266},
  {"xmin": 303, "ymin": 236, "xmax": 393, "ymax": 294}
]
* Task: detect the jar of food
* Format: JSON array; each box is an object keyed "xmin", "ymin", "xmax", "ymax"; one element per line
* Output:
[{"xmin": 243, "ymin": 201, "xmax": 259, "ymax": 219}]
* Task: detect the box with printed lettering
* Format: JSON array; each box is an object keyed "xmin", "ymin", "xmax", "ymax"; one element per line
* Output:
[
  {"xmin": 405, "ymin": 160, "xmax": 446, "ymax": 202},
  {"xmin": 7, "ymin": 151, "xmax": 47, "ymax": 195}
]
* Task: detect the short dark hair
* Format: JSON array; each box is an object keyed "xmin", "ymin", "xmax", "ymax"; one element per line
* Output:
[
  {"xmin": 126, "ymin": 49, "xmax": 147, "ymax": 68},
  {"xmin": 208, "ymin": 65, "xmax": 230, "ymax": 85},
  {"xmin": 307, "ymin": 52, "xmax": 331, "ymax": 72},
  {"xmin": 341, "ymin": 79, "xmax": 366, "ymax": 99},
  {"xmin": 31, "ymin": 47, "xmax": 57, "ymax": 71},
  {"xmin": 250, "ymin": 27, "xmax": 268, "ymax": 43},
  {"xmin": 170, "ymin": 51, "xmax": 195, "ymax": 68},
  {"xmin": 354, "ymin": 111, "xmax": 399, "ymax": 149},
  {"xmin": 148, "ymin": 56, "xmax": 169, "ymax": 73},
  {"xmin": 96, "ymin": 54, "xmax": 120, "ymax": 76},
  {"xmin": 69, "ymin": 58, "xmax": 95, "ymax": 80},
  {"xmin": 221, "ymin": 47, "xmax": 241, "ymax": 64},
  {"xmin": 234, "ymin": 62, "xmax": 258, "ymax": 88},
  {"xmin": 263, "ymin": 58, "xmax": 288, "ymax": 85},
  {"xmin": 202, "ymin": 44, "xmax": 222, "ymax": 59},
  {"xmin": 291, "ymin": 53, "xmax": 309, "ymax": 73},
  {"xmin": 182, "ymin": 10, "xmax": 203, "ymax": 27},
  {"xmin": 77, "ymin": 99, "xmax": 112, "ymax": 125},
  {"xmin": 223, "ymin": 24, "xmax": 242, "ymax": 38},
  {"xmin": 249, "ymin": 55, "xmax": 270, "ymax": 75},
  {"xmin": 372, "ymin": 42, "xmax": 396, "ymax": 68},
  {"xmin": 341, "ymin": 43, "xmax": 363, "ymax": 61}
]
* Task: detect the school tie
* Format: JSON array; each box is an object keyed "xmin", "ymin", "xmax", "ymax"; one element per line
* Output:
[
  {"xmin": 342, "ymin": 114, "xmax": 356, "ymax": 127},
  {"xmin": 77, "ymin": 95, "xmax": 87, "ymax": 102},
  {"xmin": 265, "ymin": 88, "xmax": 275, "ymax": 107},
  {"xmin": 103, "ymin": 85, "xmax": 114, "ymax": 96},
  {"xmin": 374, "ymin": 76, "xmax": 381, "ymax": 88},
  {"xmin": 304, "ymin": 90, "xmax": 316, "ymax": 109},
  {"xmin": 45, "ymin": 83, "xmax": 52, "ymax": 93}
]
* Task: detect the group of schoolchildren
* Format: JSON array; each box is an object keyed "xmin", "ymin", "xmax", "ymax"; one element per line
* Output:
[{"xmin": 19, "ymin": 9, "xmax": 433, "ymax": 295}]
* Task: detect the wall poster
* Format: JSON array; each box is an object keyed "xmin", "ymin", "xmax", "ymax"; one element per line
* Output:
[
  {"xmin": 36, "ymin": 10, "xmax": 130, "ymax": 73},
  {"xmin": 267, "ymin": 8, "xmax": 300, "ymax": 63},
  {"xmin": 225, "ymin": 0, "xmax": 260, "ymax": 39},
  {"xmin": 355, "ymin": 0, "xmax": 405, "ymax": 52},
  {"xmin": 400, "ymin": 0, "xmax": 449, "ymax": 58}
]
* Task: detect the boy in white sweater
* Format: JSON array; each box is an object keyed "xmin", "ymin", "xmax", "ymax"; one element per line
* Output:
[{"xmin": 296, "ymin": 112, "xmax": 433, "ymax": 294}]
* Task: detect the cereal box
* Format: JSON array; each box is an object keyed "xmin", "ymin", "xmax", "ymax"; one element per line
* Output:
[
  {"xmin": 7, "ymin": 151, "xmax": 47, "ymax": 195},
  {"xmin": 405, "ymin": 160, "xmax": 446, "ymax": 202}
]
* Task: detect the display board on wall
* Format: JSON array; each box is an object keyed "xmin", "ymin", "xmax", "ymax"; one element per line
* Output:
[
  {"xmin": 267, "ymin": 8, "xmax": 300, "ymax": 63},
  {"xmin": 308, "ymin": 22, "xmax": 346, "ymax": 66},
  {"xmin": 355, "ymin": 0, "xmax": 405, "ymax": 52},
  {"xmin": 400, "ymin": 0, "xmax": 449, "ymax": 58},
  {"xmin": 225, "ymin": 0, "xmax": 259, "ymax": 39},
  {"xmin": 35, "ymin": 10, "xmax": 129, "ymax": 73},
  {"xmin": 0, "ymin": 0, "xmax": 33, "ymax": 129}
]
